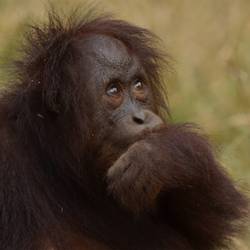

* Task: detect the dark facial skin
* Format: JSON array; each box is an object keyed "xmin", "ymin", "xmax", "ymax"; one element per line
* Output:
[{"xmin": 78, "ymin": 35, "xmax": 163, "ymax": 148}]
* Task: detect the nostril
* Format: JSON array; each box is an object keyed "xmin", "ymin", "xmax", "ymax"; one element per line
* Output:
[{"xmin": 132, "ymin": 116, "xmax": 144, "ymax": 125}]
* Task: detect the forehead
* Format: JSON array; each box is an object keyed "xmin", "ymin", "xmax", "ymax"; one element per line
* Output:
[
  {"xmin": 82, "ymin": 34, "xmax": 130, "ymax": 64},
  {"xmin": 77, "ymin": 34, "xmax": 143, "ymax": 81}
]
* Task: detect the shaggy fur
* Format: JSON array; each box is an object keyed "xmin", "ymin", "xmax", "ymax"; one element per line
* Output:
[{"xmin": 0, "ymin": 10, "xmax": 248, "ymax": 250}]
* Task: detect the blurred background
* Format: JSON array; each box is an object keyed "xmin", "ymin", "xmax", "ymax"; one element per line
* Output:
[{"xmin": 0, "ymin": 0, "xmax": 249, "ymax": 248}]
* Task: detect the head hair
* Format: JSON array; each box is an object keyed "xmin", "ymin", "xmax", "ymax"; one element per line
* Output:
[
  {"xmin": 13, "ymin": 8, "xmax": 170, "ymax": 116},
  {"xmin": 0, "ymin": 9, "xmax": 171, "ymax": 249}
]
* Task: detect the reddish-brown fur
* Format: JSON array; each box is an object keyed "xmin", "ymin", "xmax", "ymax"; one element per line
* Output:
[{"xmin": 0, "ymin": 9, "xmax": 248, "ymax": 250}]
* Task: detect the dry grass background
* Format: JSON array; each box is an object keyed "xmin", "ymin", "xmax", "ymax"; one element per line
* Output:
[{"xmin": 0, "ymin": 0, "xmax": 249, "ymax": 248}]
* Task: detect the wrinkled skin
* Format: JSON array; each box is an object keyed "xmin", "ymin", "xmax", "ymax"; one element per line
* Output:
[
  {"xmin": 77, "ymin": 35, "xmax": 164, "ymax": 164},
  {"xmin": 0, "ymin": 15, "xmax": 247, "ymax": 250}
]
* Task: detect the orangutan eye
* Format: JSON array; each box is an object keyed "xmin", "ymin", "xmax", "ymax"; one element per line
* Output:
[
  {"xmin": 131, "ymin": 79, "xmax": 149, "ymax": 102},
  {"xmin": 106, "ymin": 83, "xmax": 122, "ymax": 97},
  {"xmin": 132, "ymin": 79, "xmax": 148, "ymax": 94},
  {"xmin": 133, "ymin": 80, "xmax": 144, "ymax": 90}
]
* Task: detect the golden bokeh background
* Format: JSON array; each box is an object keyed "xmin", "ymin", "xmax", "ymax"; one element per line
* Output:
[{"xmin": 0, "ymin": 0, "xmax": 249, "ymax": 248}]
